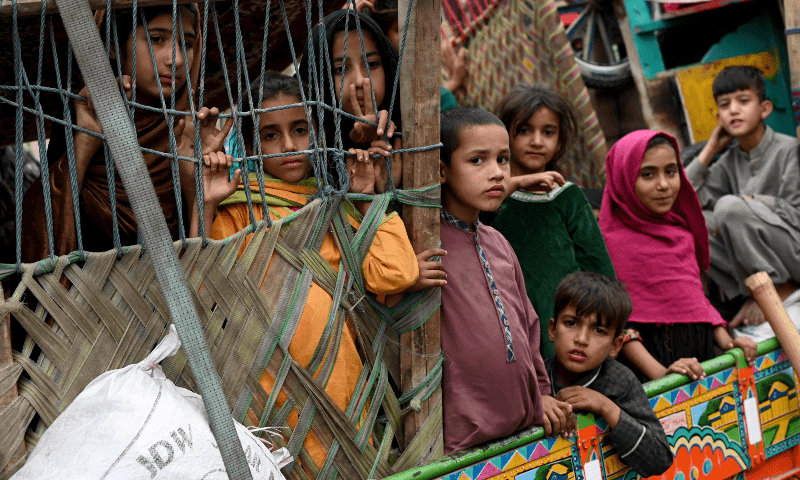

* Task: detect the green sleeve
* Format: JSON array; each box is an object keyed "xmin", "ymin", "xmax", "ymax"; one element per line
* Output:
[
  {"xmin": 562, "ymin": 185, "xmax": 617, "ymax": 279},
  {"xmin": 440, "ymin": 86, "xmax": 458, "ymax": 112}
]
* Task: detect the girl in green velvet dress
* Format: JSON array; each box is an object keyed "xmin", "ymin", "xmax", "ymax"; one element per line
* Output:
[{"xmin": 491, "ymin": 84, "xmax": 616, "ymax": 359}]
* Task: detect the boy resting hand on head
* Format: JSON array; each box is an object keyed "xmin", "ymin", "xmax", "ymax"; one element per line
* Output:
[
  {"xmin": 546, "ymin": 272, "xmax": 673, "ymax": 477},
  {"xmin": 686, "ymin": 65, "xmax": 800, "ymax": 334},
  {"xmin": 438, "ymin": 107, "xmax": 574, "ymax": 454}
]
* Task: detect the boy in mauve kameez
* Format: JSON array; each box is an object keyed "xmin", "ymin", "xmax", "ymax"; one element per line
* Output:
[{"xmin": 438, "ymin": 107, "xmax": 574, "ymax": 454}]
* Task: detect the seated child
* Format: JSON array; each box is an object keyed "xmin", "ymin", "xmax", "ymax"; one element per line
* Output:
[
  {"xmin": 491, "ymin": 84, "xmax": 616, "ymax": 360},
  {"xmin": 192, "ymin": 71, "xmax": 419, "ymax": 470},
  {"xmin": 686, "ymin": 65, "xmax": 800, "ymax": 336},
  {"xmin": 600, "ymin": 130, "xmax": 757, "ymax": 380},
  {"xmin": 439, "ymin": 106, "xmax": 573, "ymax": 454},
  {"xmin": 546, "ymin": 271, "xmax": 673, "ymax": 477}
]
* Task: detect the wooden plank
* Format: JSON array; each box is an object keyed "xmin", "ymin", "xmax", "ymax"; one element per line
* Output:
[
  {"xmin": 398, "ymin": 0, "xmax": 442, "ymax": 457},
  {"xmin": 616, "ymin": 0, "xmax": 685, "ymax": 145},
  {"xmin": 0, "ymin": 0, "xmax": 216, "ymax": 16},
  {"xmin": 786, "ymin": 0, "xmax": 800, "ymax": 137}
]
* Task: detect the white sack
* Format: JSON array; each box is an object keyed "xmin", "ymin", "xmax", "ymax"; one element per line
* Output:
[{"xmin": 13, "ymin": 326, "xmax": 287, "ymax": 480}]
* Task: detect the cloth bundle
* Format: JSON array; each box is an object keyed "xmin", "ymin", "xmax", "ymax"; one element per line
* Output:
[{"xmin": 13, "ymin": 326, "xmax": 289, "ymax": 480}]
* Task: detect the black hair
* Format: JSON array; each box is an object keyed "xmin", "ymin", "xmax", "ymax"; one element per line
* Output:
[
  {"xmin": 553, "ymin": 272, "xmax": 632, "ymax": 336},
  {"xmin": 712, "ymin": 66, "xmax": 767, "ymax": 102},
  {"xmin": 440, "ymin": 107, "xmax": 505, "ymax": 166},
  {"xmin": 298, "ymin": 10, "xmax": 401, "ymax": 150},
  {"xmin": 644, "ymin": 133, "xmax": 677, "ymax": 155},
  {"xmin": 370, "ymin": 9, "xmax": 399, "ymax": 35},
  {"xmin": 238, "ymin": 71, "xmax": 313, "ymax": 152},
  {"xmin": 496, "ymin": 84, "xmax": 578, "ymax": 172},
  {"xmin": 110, "ymin": 4, "xmax": 198, "ymax": 64}
]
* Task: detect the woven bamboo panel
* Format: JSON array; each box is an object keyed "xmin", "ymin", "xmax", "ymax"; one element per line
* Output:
[
  {"xmin": 0, "ymin": 198, "xmax": 433, "ymax": 480},
  {"xmin": 442, "ymin": 0, "xmax": 608, "ymax": 189},
  {"xmin": 0, "ymin": 0, "xmax": 340, "ymax": 144}
]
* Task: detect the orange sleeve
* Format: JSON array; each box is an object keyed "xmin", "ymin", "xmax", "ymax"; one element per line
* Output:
[
  {"xmin": 211, "ymin": 203, "xmax": 267, "ymax": 256},
  {"xmin": 360, "ymin": 214, "xmax": 419, "ymax": 295}
]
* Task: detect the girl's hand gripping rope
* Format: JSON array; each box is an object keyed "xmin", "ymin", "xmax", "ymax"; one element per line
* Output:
[
  {"xmin": 348, "ymin": 78, "xmax": 395, "ymax": 145},
  {"xmin": 369, "ymin": 135, "xmax": 403, "ymax": 193},
  {"xmin": 72, "ymin": 75, "xmax": 134, "ymax": 191},
  {"xmin": 347, "ymin": 147, "xmax": 377, "ymax": 216},
  {"xmin": 174, "ymin": 106, "xmax": 234, "ymax": 170},
  {"xmin": 75, "ymin": 75, "xmax": 134, "ymax": 137}
]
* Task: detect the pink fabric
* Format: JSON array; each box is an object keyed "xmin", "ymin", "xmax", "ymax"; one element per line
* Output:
[{"xmin": 600, "ymin": 130, "xmax": 724, "ymax": 326}]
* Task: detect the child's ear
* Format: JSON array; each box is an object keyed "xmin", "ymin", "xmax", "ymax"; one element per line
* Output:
[
  {"xmin": 439, "ymin": 159, "xmax": 447, "ymax": 185},
  {"xmin": 760, "ymin": 99, "xmax": 774, "ymax": 120},
  {"xmin": 548, "ymin": 317, "xmax": 556, "ymax": 343},
  {"xmin": 609, "ymin": 334, "xmax": 624, "ymax": 358}
]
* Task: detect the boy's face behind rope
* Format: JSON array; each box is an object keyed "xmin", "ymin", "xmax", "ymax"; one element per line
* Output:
[{"xmin": 115, "ymin": 12, "xmax": 197, "ymax": 104}]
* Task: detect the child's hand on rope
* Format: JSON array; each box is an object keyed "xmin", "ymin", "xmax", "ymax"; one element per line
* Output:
[
  {"xmin": 510, "ymin": 171, "xmax": 565, "ymax": 194},
  {"xmin": 75, "ymin": 75, "xmax": 134, "ymax": 136},
  {"xmin": 370, "ymin": 136, "xmax": 403, "ymax": 193},
  {"xmin": 347, "ymin": 148, "xmax": 377, "ymax": 216},
  {"xmin": 203, "ymin": 165, "xmax": 241, "ymax": 210},
  {"xmin": 348, "ymin": 78, "xmax": 395, "ymax": 145},
  {"xmin": 196, "ymin": 107, "xmax": 235, "ymax": 163},
  {"xmin": 174, "ymin": 107, "xmax": 234, "ymax": 165},
  {"xmin": 346, "ymin": 148, "xmax": 375, "ymax": 195},
  {"xmin": 406, "ymin": 248, "xmax": 447, "ymax": 292}
]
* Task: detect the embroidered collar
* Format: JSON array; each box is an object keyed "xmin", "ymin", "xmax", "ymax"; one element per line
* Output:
[
  {"xmin": 509, "ymin": 181, "xmax": 574, "ymax": 203},
  {"xmin": 441, "ymin": 209, "xmax": 480, "ymax": 233}
]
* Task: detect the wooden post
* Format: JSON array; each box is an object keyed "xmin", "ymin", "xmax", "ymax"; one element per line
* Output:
[
  {"xmin": 398, "ymin": 0, "xmax": 442, "ymax": 459},
  {"xmin": 745, "ymin": 272, "xmax": 800, "ymax": 374},
  {"xmin": 614, "ymin": 0, "xmax": 686, "ymax": 145},
  {"xmin": 785, "ymin": 0, "xmax": 800, "ymax": 137}
]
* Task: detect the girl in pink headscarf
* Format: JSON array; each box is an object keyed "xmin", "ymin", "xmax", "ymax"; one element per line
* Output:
[{"xmin": 600, "ymin": 130, "xmax": 756, "ymax": 380}]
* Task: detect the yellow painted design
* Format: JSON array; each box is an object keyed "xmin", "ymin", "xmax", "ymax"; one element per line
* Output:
[
  {"xmin": 488, "ymin": 448, "xmax": 573, "ymax": 479},
  {"xmin": 552, "ymin": 436, "xmax": 574, "ymax": 452},
  {"xmin": 504, "ymin": 451, "xmax": 528, "ymax": 470},
  {"xmin": 675, "ymin": 49, "xmax": 780, "ymax": 143},
  {"xmin": 709, "ymin": 396, "xmax": 737, "ymax": 429},
  {"xmin": 654, "ymin": 396, "xmax": 673, "ymax": 412}
]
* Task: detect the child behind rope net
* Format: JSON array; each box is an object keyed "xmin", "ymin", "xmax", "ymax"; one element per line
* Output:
[
  {"xmin": 20, "ymin": 5, "xmax": 225, "ymax": 261},
  {"xmin": 189, "ymin": 71, "xmax": 419, "ymax": 472},
  {"xmin": 299, "ymin": 10, "xmax": 402, "ymax": 194}
]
